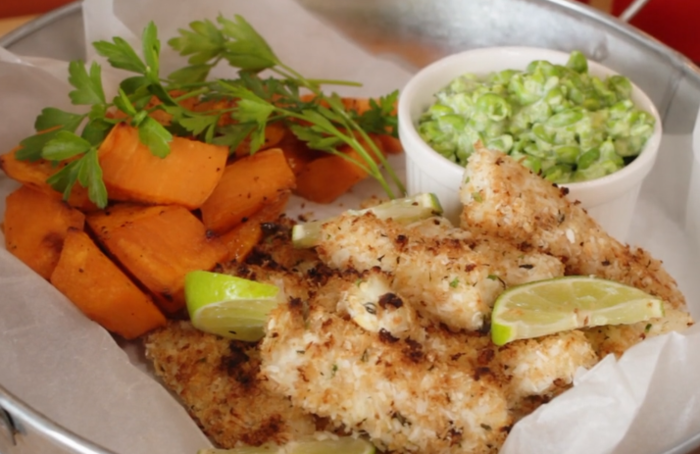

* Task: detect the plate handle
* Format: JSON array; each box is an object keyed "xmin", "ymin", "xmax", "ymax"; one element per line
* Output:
[
  {"xmin": 0, "ymin": 405, "xmax": 17, "ymax": 446},
  {"xmin": 0, "ymin": 383, "xmax": 119, "ymax": 454}
]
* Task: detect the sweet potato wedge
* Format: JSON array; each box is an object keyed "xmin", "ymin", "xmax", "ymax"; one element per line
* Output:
[
  {"xmin": 217, "ymin": 190, "xmax": 290, "ymax": 264},
  {"xmin": 98, "ymin": 123, "xmax": 229, "ymax": 209},
  {"xmin": 233, "ymin": 122, "xmax": 288, "ymax": 158},
  {"xmin": 50, "ymin": 229, "xmax": 166, "ymax": 340},
  {"xmin": 294, "ymin": 132, "xmax": 388, "ymax": 204},
  {"xmin": 375, "ymin": 134, "xmax": 403, "ymax": 154},
  {"xmin": 200, "ymin": 148, "xmax": 296, "ymax": 235},
  {"xmin": 4, "ymin": 185, "xmax": 85, "ymax": 279},
  {"xmin": 278, "ymin": 134, "xmax": 323, "ymax": 177},
  {"xmin": 293, "ymin": 149, "xmax": 370, "ymax": 204},
  {"xmin": 87, "ymin": 204, "xmax": 224, "ymax": 314},
  {"xmin": 0, "ymin": 147, "xmax": 96, "ymax": 211}
]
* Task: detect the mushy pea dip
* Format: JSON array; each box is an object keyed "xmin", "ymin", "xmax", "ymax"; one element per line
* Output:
[{"xmin": 417, "ymin": 51, "xmax": 656, "ymax": 184}]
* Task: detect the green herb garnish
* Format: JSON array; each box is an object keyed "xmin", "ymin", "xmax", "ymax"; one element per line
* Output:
[
  {"xmin": 17, "ymin": 15, "xmax": 405, "ymax": 208},
  {"xmin": 487, "ymin": 274, "xmax": 506, "ymax": 287}
]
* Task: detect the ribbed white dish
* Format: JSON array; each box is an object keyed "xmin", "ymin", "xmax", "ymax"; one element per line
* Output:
[{"xmin": 398, "ymin": 47, "xmax": 663, "ymax": 241}]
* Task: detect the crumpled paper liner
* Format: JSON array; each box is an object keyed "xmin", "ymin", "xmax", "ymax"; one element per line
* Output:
[{"xmin": 0, "ymin": 1, "xmax": 698, "ymax": 453}]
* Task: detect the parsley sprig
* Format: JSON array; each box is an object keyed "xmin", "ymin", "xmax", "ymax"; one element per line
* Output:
[{"xmin": 17, "ymin": 15, "xmax": 405, "ymax": 208}]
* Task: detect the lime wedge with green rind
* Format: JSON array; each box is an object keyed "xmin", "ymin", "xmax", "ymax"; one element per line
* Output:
[
  {"xmin": 197, "ymin": 437, "xmax": 375, "ymax": 454},
  {"xmin": 292, "ymin": 192, "xmax": 443, "ymax": 248},
  {"xmin": 491, "ymin": 276, "xmax": 664, "ymax": 346},
  {"xmin": 185, "ymin": 270, "xmax": 279, "ymax": 341}
]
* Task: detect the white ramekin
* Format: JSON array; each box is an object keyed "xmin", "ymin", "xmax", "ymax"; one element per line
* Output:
[
  {"xmin": 398, "ymin": 47, "xmax": 663, "ymax": 241},
  {"xmin": 687, "ymin": 105, "xmax": 700, "ymax": 249}
]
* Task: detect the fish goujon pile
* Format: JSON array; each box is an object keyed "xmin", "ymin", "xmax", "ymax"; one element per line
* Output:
[{"xmin": 145, "ymin": 147, "xmax": 693, "ymax": 454}]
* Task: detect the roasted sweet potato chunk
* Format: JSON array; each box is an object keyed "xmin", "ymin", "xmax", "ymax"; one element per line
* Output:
[
  {"xmin": 217, "ymin": 190, "xmax": 290, "ymax": 264},
  {"xmin": 375, "ymin": 134, "xmax": 403, "ymax": 154},
  {"xmin": 278, "ymin": 134, "xmax": 323, "ymax": 177},
  {"xmin": 0, "ymin": 147, "xmax": 96, "ymax": 211},
  {"xmin": 98, "ymin": 123, "xmax": 229, "ymax": 209},
  {"xmin": 200, "ymin": 148, "xmax": 296, "ymax": 235},
  {"xmin": 293, "ymin": 151, "xmax": 365, "ymax": 204},
  {"xmin": 4, "ymin": 185, "xmax": 85, "ymax": 279},
  {"xmin": 87, "ymin": 204, "xmax": 224, "ymax": 314},
  {"xmin": 50, "ymin": 229, "xmax": 166, "ymax": 339},
  {"xmin": 294, "ymin": 135, "xmax": 389, "ymax": 204},
  {"xmin": 233, "ymin": 122, "xmax": 287, "ymax": 158}
]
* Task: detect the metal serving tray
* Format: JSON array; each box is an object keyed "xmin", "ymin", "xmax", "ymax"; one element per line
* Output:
[{"xmin": 1, "ymin": 1, "xmax": 699, "ymax": 453}]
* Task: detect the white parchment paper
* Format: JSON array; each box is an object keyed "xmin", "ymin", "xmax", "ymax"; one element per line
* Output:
[{"xmin": 0, "ymin": 1, "xmax": 699, "ymax": 453}]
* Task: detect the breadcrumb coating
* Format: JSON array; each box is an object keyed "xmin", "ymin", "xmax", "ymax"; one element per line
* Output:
[
  {"xmin": 144, "ymin": 321, "xmax": 318, "ymax": 448},
  {"xmin": 144, "ymin": 148, "xmax": 692, "ymax": 453},
  {"xmin": 316, "ymin": 215, "xmax": 564, "ymax": 331},
  {"xmin": 259, "ymin": 270, "xmax": 512, "ymax": 454},
  {"xmin": 459, "ymin": 147, "xmax": 693, "ymax": 355},
  {"xmin": 255, "ymin": 266, "xmax": 608, "ymax": 452},
  {"xmin": 497, "ymin": 330, "xmax": 597, "ymax": 418}
]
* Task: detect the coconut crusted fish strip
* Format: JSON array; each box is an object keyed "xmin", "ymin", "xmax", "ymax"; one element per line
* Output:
[
  {"xmin": 254, "ymin": 223, "xmax": 597, "ymax": 425},
  {"xmin": 144, "ymin": 250, "xmax": 326, "ymax": 449},
  {"xmin": 258, "ymin": 268, "xmax": 598, "ymax": 453},
  {"xmin": 144, "ymin": 222, "xmax": 598, "ymax": 451},
  {"xmin": 144, "ymin": 320, "xmax": 319, "ymax": 448},
  {"xmin": 315, "ymin": 214, "xmax": 565, "ymax": 331},
  {"xmin": 259, "ymin": 269, "xmax": 512, "ymax": 454},
  {"xmin": 459, "ymin": 147, "xmax": 693, "ymax": 356},
  {"xmin": 496, "ymin": 329, "xmax": 598, "ymax": 419},
  {"xmin": 342, "ymin": 269, "xmax": 598, "ymax": 415}
]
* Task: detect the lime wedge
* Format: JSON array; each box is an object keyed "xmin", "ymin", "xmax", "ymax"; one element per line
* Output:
[
  {"xmin": 198, "ymin": 447, "xmax": 276, "ymax": 454},
  {"xmin": 292, "ymin": 193, "xmax": 443, "ymax": 248},
  {"xmin": 185, "ymin": 270, "xmax": 279, "ymax": 341},
  {"xmin": 491, "ymin": 276, "xmax": 664, "ymax": 346},
  {"xmin": 197, "ymin": 437, "xmax": 375, "ymax": 454}
]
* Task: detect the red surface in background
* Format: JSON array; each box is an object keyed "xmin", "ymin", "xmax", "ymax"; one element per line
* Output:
[
  {"xmin": 581, "ymin": 0, "xmax": 700, "ymax": 62},
  {"xmin": 2, "ymin": 0, "xmax": 697, "ymax": 62},
  {"xmin": 0, "ymin": 0, "xmax": 73, "ymax": 18},
  {"xmin": 616, "ymin": 0, "xmax": 700, "ymax": 62}
]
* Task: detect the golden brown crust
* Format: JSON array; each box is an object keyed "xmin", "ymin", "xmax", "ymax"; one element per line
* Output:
[
  {"xmin": 460, "ymin": 147, "xmax": 693, "ymax": 357},
  {"xmin": 459, "ymin": 147, "xmax": 689, "ymax": 312},
  {"xmin": 316, "ymin": 214, "xmax": 564, "ymax": 332},
  {"xmin": 259, "ymin": 277, "xmax": 512, "ymax": 454},
  {"xmin": 144, "ymin": 321, "xmax": 318, "ymax": 448},
  {"xmin": 143, "ymin": 150, "xmax": 693, "ymax": 452}
]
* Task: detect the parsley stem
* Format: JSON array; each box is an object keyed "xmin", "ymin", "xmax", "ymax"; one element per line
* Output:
[
  {"xmin": 275, "ymin": 63, "xmax": 309, "ymax": 85},
  {"xmin": 167, "ymin": 80, "xmax": 215, "ymax": 90},
  {"xmin": 172, "ymin": 87, "xmax": 210, "ymax": 102},
  {"xmin": 344, "ymin": 117, "xmax": 406, "ymax": 196},
  {"xmin": 272, "ymin": 65, "xmax": 362, "ymax": 88},
  {"xmin": 305, "ymin": 79, "xmax": 363, "ymax": 87},
  {"xmin": 265, "ymin": 61, "xmax": 405, "ymax": 197},
  {"xmin": 266, "ymin": 103, "xmax": 397, "ymax": 195},
  {"xmin": 344, "ymin": 134, "xmax": 396, "ymax": 198}
]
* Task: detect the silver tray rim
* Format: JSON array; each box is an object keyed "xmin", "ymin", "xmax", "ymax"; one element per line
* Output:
[
  {"xmin": 1, "ymin": 1, "xmax": 699, "ymax": 454},
  {"xmin": 0, "ymin": 2, "xmax": 82, "ymax": 50}
]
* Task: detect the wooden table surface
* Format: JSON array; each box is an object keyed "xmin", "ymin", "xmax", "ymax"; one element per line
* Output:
[{"xmin": 0, "ymin": 14, "xmax": 36, "ymax": 38}]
